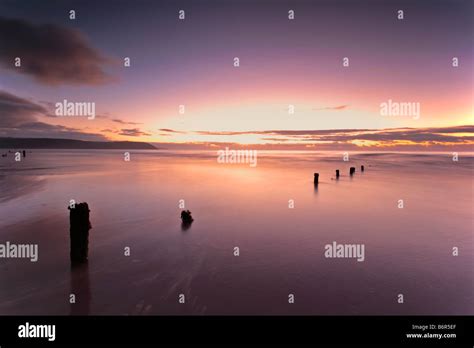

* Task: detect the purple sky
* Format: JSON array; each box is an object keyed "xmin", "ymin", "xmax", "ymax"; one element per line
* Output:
[{"xmin": 0, "ymin": 0, "xmax": 472, "ymax": 149}]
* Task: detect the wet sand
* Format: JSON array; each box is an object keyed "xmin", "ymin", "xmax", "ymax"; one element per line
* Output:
[{"xmin": 0, "ymin": 150, "xmax": 472, "ymax": 315}]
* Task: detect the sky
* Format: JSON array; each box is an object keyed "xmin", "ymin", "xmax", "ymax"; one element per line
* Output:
[{"xmin": 0, "ymin": 0, "xmax": 472, "ymax": 149}]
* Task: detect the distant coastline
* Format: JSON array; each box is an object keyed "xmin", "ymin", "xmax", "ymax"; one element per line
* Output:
[{"xmin": 0, "ymin": 137, "xmax": 157, "ymax": 150}]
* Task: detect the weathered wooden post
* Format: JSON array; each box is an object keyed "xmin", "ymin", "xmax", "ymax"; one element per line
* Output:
[
  {"xmin": 181, "ymin": 210, "xmax": 194, "ymax": 224},
  {"xmin": 361, "ymin": 165, "xmax": 364, "ymax": 172},
  {"xmin": 314, "ymin": 173, "xmax": 319, "ymax": 185},
  {"xmin": 68, "ymin": 202, "xmax": 91, "ymax": 264},
  {"xmin": 350, "ymin": 167, "xmax": 355, "ymax": 175},
  {"xmin": 336, "ymin": 169, "xmax": 340, "ymax": 178}
]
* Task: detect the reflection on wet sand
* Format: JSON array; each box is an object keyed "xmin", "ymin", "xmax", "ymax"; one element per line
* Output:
[
  {"xmin": 0, "ymin": 150, "xmax": 472, "ymax": 315},
  {"xmin": 69, "ymin": 263, "xmax": 91, "ymax": 315},
  {"xmin": 0, "ymin": 175, "xmax": 46, "ymax": 203}
]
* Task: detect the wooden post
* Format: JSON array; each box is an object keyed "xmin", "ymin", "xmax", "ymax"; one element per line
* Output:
[
  {"xmin": 181, "ymin": 210, "xmax": 194, "ymax": 224},
  {"xmin": 314, "ymin": 173, "xmax": 319, "ymax": 184},
  {"xmin": 68, "ymin": 202, "xmax": 91, "ymax": 264}
]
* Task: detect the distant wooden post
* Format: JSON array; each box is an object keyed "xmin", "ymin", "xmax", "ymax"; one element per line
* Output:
[
  {"xmin": 336, "ymin": 170, "xmax": 340, "ymax": 178},
  {"xmin": 68, "ymin": 202, "xmax": 91, "ymax": 264},
  {"xmin": 180, "ymin": 210, "xmax": 194, "ymax": 231},
  {"xmin": 350, "ymin": 167, "xmax": 355, "ymax": 175},
  {"xmin": 361, "ymin": 165, "xmax": 364, "ymax": 172},
  {"xmin": 314, "ymin": 173, "xmax": 319, "ymax": 184},
  {"xmin": 181, "ymin": 210, "xmax": 194, "ymax": 224}
]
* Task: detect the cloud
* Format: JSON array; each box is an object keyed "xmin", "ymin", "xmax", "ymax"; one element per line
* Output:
[
  {"xmin": 313, "ymin": 105, "xmax": 349, "ymax": 111},
  {"xmin": 193, "ymin": 128, "xmax": 371, "ymax": 136},
  {"xmin": 261, "ymin": 137, "xmax": 291, "ymax": 142},
  {"xmin": 0, "ymin": 17, "xmax": 113, "ymax": 85},
  {"xmin": 112, "ymin": 118, "xmax": 142, "ymax": 125},
  {"xmin": 0, "ymin": 121, "xmax": 107, "ymax": 141},
  {"xmin": 0, "ymin": 90, "xmax": 106, "ymax": 140},
  {"xmin": 185, "ymin": 126, "xmax": 474, "ymax": 147},
  {"xmin": 0, "ymin": 90, "xmax": 48, "ymax": 127},
  {"xmin": 118, "ymin": 128, "xmax": 152, "ymax": 137},
  {"xmin": 194, "ymin": 130, "xmax": 250, "ymax": 136},
  {"xmin": 158, "ymin": 128, "xmax": 187, "ymax": 134}
]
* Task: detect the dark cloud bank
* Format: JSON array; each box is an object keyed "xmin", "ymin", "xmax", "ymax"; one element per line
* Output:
[
  {"xmin": 0, "ymin": 16, "xmax": 112, "ymax": 85},
  {"xmin": 0, "ymin": 90, "xmax": 106, "ymax": 140}
]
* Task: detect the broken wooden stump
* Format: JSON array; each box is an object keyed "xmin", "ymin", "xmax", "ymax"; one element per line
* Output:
[
  {"xmin": 68, "ymin": 202, "xmax": 91, "ymax": 264},
  {"xmin": 181, "ymin": 210, "xmax": 194, "ymax": 224},
  {"xmin": 314, "ymin": 173, "xmax": 319, "ymax": 185}
]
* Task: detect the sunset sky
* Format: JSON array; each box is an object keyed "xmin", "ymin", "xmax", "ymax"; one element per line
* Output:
[{"xmin": 0, "ymin": 0, "xmax": 472, "ymax": 149}]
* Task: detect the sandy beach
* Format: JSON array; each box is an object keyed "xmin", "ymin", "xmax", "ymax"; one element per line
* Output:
[{"xmin": 0, "ymin": 150, "xmax": 472, "ymax": 315}]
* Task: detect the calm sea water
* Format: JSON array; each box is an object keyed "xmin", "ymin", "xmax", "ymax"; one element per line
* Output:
[{"xmin": 0, "ymin": 150, "xmax": 472, "ymax": 315}]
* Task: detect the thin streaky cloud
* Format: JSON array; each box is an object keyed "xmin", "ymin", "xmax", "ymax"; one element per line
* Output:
[
  {"xmin": 118, "ymin": 128, "xmax": 152, "ymax": 137},
  {"xmin": 112, "ymin": 119, "xmax": 143, "ymax": 125},
  {"xmin": 313, "ymin": 105, "xmax": 349, "ymax": 111}
]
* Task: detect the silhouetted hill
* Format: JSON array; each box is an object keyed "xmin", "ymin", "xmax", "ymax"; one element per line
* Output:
[{"xmin": 0, "ymin": 137, "xmax": 157, "ymax": 150}]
